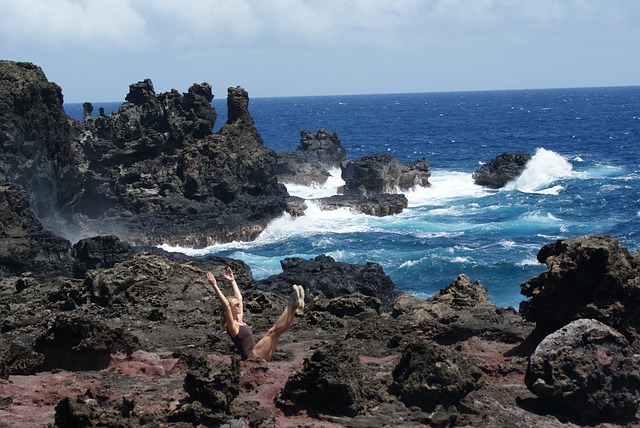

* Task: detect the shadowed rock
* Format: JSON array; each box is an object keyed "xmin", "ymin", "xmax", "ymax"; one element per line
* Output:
[
  {"xmin": 342, "ymin": 153, "xmax": 431, "ymax": 196},
  {"xmin": 73, "ymin": 235, "xmax": 134, "ymax": 277},
  {"xmin": 275, "ymin": 129, "xmax": 347, "ymax": 185},
  {"xmin": 35, "ymin": 314, "xmax": 140, "ymax": 370},
  {"xmin": 276, "ymin": 341, "xmax": 366, "ymax": 417},
  {"xmin": 0, "ymin": 184, "xmax": 76, "ymax": 280},
  {"xmin": 391, "ymin": 341, "xmax": 484, "ymax": 421},
  {"xmin": 55, "ymin": 392, "xmax": 144, "ymax": 428},
  {"xmin": 472, "ymin": 151, "xmax": 531, "ymax": 188},
  {"xmin": 255, "ymin": 254, "xmax": 398, "ymax": 311}
]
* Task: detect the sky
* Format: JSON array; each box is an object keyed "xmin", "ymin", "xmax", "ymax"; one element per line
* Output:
[{"xmin": 1, "ymin": 0, "xmax": 639, "ymax": 103}]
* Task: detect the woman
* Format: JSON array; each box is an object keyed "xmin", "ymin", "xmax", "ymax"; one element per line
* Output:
[{"xmin": 206, "ymin": 267, "xmax": 305, "ymax": 361}]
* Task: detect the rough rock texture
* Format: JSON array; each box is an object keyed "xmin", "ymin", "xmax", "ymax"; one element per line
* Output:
[
  {"xmin": 525, "ymin": 319, "xmax": 640, "ymax": 424},
  {"xmin": 391, "ymin": 340, "xmax": 484, "ymax": 424},
  {"xmin": 35, "ymin": 313, "xmax": 140, "ymax": 371},
  {"xmin": 0, "ymin": 184, "xmax": 76, "ymax": 280},
  {"xmin": 71, "ymin": 84, "xmax": 289, "ymax": 246},
  {"xmin": 519, "ymin": 234, "xmax": 640, "ymax": 351},
  {"xmin": 73, "ymin": 235, "xmax": 134, "ymax": 278},
  {"xmin": 0, "ymin": 60, "xmax": 289, "ymax": 247},
  {"xmin": 168, "ymin": 355, "xmax": 241, "ymax": 425},
  {"xmin": 472, "ymin": 151, "xmax": 531, "ymax": 188},
  {"xmin": 0, "ymin": 61, "xmax": 80, "ymax": 221},
  {"xmin": 341, "ymin": 153, "xmax": 431, "ymax": 196},
  {"xmin": 392, "ymin": 274, "xmax": 534, "ymax": 346},
  {"xmin": 55, "ymin": 392, "xmax": 147, "ymax": 428},
  {"xmin": 276, "ymin": 341, "xmax": 366, "ymax": 417},
  {"xmin": 255, "ymin": 254, "xmax": 398, "ymax": 311},
  {"xmin": 275, "ymin": 129, "xmax": 347, "ymax": 185}
]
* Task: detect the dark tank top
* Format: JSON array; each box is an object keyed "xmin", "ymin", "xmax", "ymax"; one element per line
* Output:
[{"xmin": 231, "ymin": 324, "xmax": 256, "ymax": 360}]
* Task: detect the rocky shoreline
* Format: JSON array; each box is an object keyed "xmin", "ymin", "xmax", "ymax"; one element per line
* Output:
[{"xmin": 1, "ymin": 60, "xmax": 640, "ymax": 427}]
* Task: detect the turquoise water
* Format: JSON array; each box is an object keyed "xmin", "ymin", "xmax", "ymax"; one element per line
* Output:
[{"xmin": 65, "ymin": 86, "xmax": 640, "ymax": 308}]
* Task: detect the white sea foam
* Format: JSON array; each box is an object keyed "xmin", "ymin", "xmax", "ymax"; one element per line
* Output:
[
  {"xmin": 504, "ymin": 148, "xmax": 573, "ymax": 194},
  {"xmin": 284, "ymin": 168, "xmax": 344, "ymax": 199},
  {"xmin": 404, "ymin": 170, "xmax": 489, "ymax": 207},
  {"xmin": 498, "ymin": 239, "xmax": 517, "ymax": 248},
  {"xmin": 516, "ymin": 257, "xmax": 540, "ymax": 266}
]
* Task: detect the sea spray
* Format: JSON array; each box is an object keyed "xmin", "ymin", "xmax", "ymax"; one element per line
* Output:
[{"xmin": 504, "ymin": 148, "xmax": 573, "ymax": 193}]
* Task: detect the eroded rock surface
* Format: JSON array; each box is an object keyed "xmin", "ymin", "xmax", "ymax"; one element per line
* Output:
[
  {"xmin": 0, "ymin": 61, "xmax": 289, "ymax": 247},
  {"xmin": 526, "ymin": 318, "xmax": 640, "ymax": 424},
  {"xmin": 520, "ymin": 234, "xmax": 640, "ymax": 351}
]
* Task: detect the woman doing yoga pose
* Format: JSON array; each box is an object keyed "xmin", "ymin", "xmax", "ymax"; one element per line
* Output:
[{"xmin": 206, "ymin": 267, "xmax": 305, "ymax": 361}]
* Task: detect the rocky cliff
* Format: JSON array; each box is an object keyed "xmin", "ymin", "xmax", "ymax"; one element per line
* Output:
[{"xmin": 0, "ymin": 60, "xmax": 289, "ymax": 246}]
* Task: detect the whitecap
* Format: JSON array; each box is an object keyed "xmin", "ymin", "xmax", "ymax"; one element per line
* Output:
[
  {"xmin": 504, "ymin": 148, "xmax": 573, "ymax": 193},
  {"xmin": 498, "ymin": 239, "xmax": 516, "ymax": 248},
  {"xmin": 516, "ymin": 257, "xmax": 540, "ymax": 267}
]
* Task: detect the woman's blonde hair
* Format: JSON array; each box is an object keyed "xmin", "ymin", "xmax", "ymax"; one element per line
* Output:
[{"xmin": 219, "ymin": 296, "xmax": 237, "ymax": 331}]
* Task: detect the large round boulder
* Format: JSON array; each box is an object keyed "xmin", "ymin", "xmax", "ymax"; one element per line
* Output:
[{"xmin": 525, "ymin": 318, "xmax": 640, "ymax": 424}]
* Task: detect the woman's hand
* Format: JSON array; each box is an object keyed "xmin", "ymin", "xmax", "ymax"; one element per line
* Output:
[
  {"xmin": 206, "ymin": 271, "xmax": 218, "ymax": 288},
  {"xmin": 223, "ymin": 266, "xmax": 235, "ymax": 282}
]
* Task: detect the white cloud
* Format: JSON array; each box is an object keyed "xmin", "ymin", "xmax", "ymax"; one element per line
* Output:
[
  {"xmin": 1, "ymin": 0, "xmax": 637, "ymax": 101},
  {"xmin": 0, "ymin": 0, "xmax": 152, "ymax": 51}
]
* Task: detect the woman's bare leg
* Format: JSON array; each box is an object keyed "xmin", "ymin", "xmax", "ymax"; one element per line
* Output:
[{"xmin": 251, "ymin": 301, "xmax": 296, "ymax": 360}]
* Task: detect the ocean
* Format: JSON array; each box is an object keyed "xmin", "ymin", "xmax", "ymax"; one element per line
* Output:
[{"xmin": 64, "ymin": 86, "xmax": 640, "ymax": 308}]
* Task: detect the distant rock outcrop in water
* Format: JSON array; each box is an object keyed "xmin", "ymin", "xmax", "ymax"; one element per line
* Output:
[
  {"xmin": 274, "ymin": 128, "xmax": 347, "ymax": 185},
  {"xmin": 472, "ymin": 151, "xmax": 531, "ymax": 188},
  {"xmin": 341, "ymin": 153, "xmax": 431, "ymax": 196},
  {"xmin": 275, "ymin": 131, "xmax": 415, "ymax": 217}
]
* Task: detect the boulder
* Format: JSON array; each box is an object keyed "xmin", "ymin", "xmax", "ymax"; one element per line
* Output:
[
  {"xmin": 525, "ymin": 318, "xmax": 640, "ymax": 424},
  {"xmin": 341, "ymin": 153, "xmax": 430, "ymax": 196},
  {"xmin": 391, "ymin": 341, "xmax": 483, "ymax": 416},
  {"xmin": 519, "ymin": 235, "xmax": 640, "ymax": 351},
  {"xmin": 255, "ymin": 254, "xmax": 398, "ymax": 311},
  {"xmin": 276, "ymin": 341, "xmax": 366, "ymax": 417},
  {"xmin": 275, "ymin": 129, "xmax": 347, "ymax": 185},
  {"xmin": 55, "ymin": 391, "xmax": 144, "ymax": 428},
  {"xmin": 311, "ymin": 292, "xmax": 382, "ymax": 319},
  {"xmin": 472, "ymin": 151, "xmax": 531, "ymax": 188},
  {"xmin": 182, "ymin": 355, "xmax": 240, "ymax": 413}
]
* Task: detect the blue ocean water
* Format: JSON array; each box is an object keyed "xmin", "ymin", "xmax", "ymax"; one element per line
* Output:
[{"xmin": 65, "ymin": 86, "xmax": 640, "ymax": 308}]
